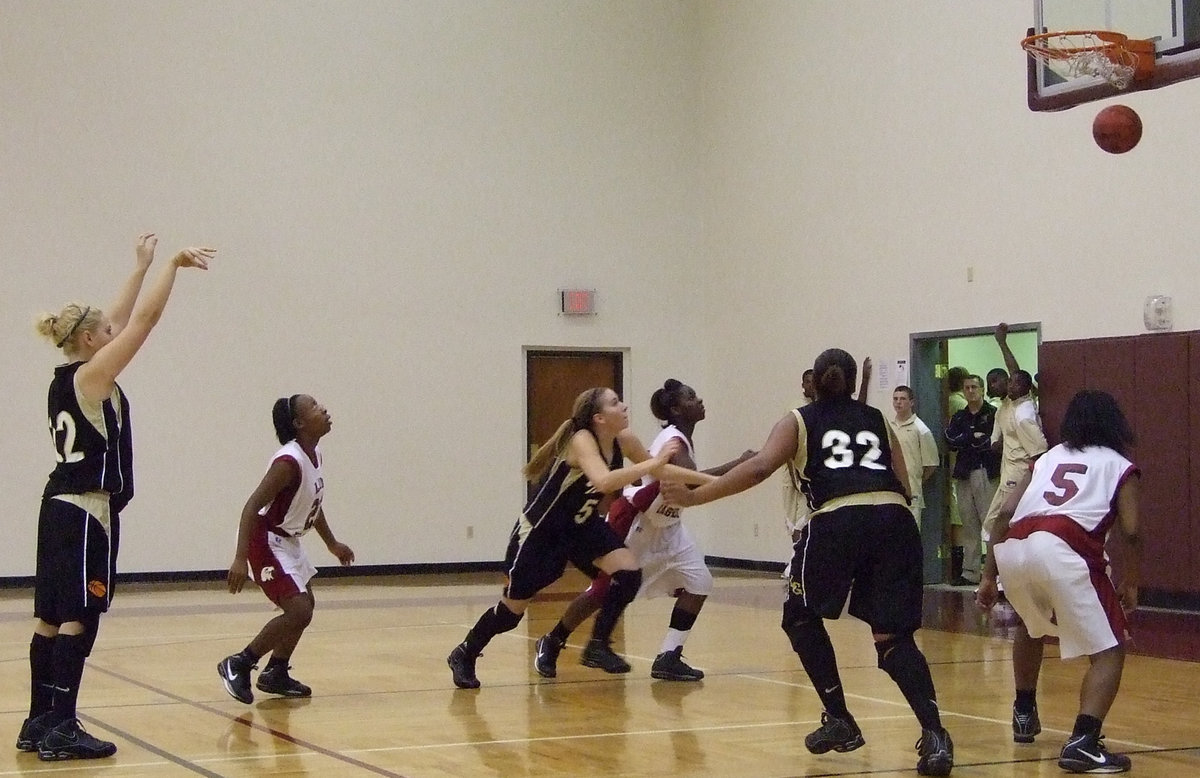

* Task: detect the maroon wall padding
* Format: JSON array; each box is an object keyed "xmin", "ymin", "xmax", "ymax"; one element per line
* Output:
[
  {"xmin": 1133, "ymin": 334, "xmax": 1190, "ymax": 591},
  {"xmin": 1190, "ymin": 333, "xmax": 1200, "ymax": 587},
  {"xmin": 1040, "ymin": 332, "xmax": 1193, "ymax": 595}
]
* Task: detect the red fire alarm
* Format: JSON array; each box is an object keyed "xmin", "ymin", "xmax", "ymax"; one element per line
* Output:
[{"xmin": 560, "ymin": 289, "xmax": 596, "ymax": 315}]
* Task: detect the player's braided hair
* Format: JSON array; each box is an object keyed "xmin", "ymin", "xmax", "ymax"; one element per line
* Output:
[
  {"xmin": 813, "ymin": 348, "xmax": 857, "ymax": 400},
  {"xmin": 649, "ymin": 379, "xmax": 687, "ymax": 428},
  {"xmin": 272, "ymin": 394, "xmax": 302, "ymax": 444}
]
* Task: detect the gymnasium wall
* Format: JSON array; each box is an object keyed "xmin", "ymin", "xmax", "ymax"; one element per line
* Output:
[
  {"xmin": 2, "ymin": 3, "xmax": 1198, "ymax": 581},
  {"xmin": 0, "ymin": 2, "xmax": 710, "ymax": 576}
]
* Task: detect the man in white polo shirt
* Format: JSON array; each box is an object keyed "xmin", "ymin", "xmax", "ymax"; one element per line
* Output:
[{"xmin": 889, "ymin": 385, "xmax": 939, "ymax": 525}]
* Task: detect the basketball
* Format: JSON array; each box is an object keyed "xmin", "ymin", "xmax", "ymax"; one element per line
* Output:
[{"xmin": 1092, "ymin": 104, "xmax": 1142, "ymax": 154}]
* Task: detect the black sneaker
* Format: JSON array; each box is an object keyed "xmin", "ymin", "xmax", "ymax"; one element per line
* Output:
[
  {"xmin": 804, "ymin": 712, "xmax": 865, "ymax": 754},
  {"xmin": 448, "ymin": 644, "xmax": 481, "ymax": 689},
  {"xmin": 37, "ymin": 718, "xmax": 116, "ymax": 761},
  {"xmin": 916, "ymin": 727, "xmax": 954, "ymax": 776},
  {"xmin": 534, "ymin": 634, "xmax": 564, "ymax": 678},
  {"xmin": 580, "ymin": 639, "xmax": 631, "ymax": 674},
  {"xmin": 1058, "ymin": 732, "xmax": 1131, "ymax": 773},
  {"xmin": 1013, "ymin": 704, "xmax": 1042, "ymax": 743},
  {"xmin": 218, "ymin": 654, "xmax": 256, "ymax": 704},
  {"xmin": 256, "ymin": 665, "xmax": 312, "ymax": 697},
  {"xmin": 650, "ymin": 647, "xmax": 704, "ymax": 681},
  {"xmin": 16, "ymin": 711, "xmax": 57, "ymax": 752}
]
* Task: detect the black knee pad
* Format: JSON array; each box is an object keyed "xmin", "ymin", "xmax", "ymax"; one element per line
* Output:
[
  {"xmin": 492, "ymin": 602, "xmax": 524, "ymax": 633},
  {"xmin": 874, "ymin": 633, "xmax": 917, "ymax": 671},
  {"xmin": 609, "ymin": 568, "xmax": 642, "ymax": 606},
  {"xmin": 782, "ymin": 613, "xmax": 830, "ymax": 657}
]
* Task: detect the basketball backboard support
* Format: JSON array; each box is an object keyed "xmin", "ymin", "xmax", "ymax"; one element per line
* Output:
[{"xmin": 1028, "ymin": 0, "xmax": 1200, "ymax": 110}]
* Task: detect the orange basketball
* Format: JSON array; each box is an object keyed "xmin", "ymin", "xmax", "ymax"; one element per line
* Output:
[{"xmin": 1092, "ymin": 104, "xmax": 1142, "ymax": 154}]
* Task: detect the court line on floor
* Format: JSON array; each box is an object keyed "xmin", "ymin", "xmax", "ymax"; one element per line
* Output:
[{"xmin": 83, "ymin": 663, "xmax": 410, "ymax": 778}]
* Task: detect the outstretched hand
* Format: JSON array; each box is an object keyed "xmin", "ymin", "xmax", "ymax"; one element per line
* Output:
[
  {"xmin": 174, "ymin": 246, "xmax": 217, "ymax": 270},
  {"xmin": 660, "ymin": 480, "xmax": 695, "ymax": 508},
  {"xmin": 995, "ymin": 322, "xmax": 1009, "ymax": 342},
  {"xmin": 135, "ymin": 232, "xmax": 158, "ymax": 268}
]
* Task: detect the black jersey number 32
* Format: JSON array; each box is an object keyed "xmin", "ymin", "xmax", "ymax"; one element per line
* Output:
[{"xmin": 821, "ymin": 430, "xmax": 887, "ymax": 471}]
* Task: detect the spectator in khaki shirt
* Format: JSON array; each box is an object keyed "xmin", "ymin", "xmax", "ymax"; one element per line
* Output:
[{"xmin": 982, "ymin": 324, "xmax": 1048, "ymax": 540}]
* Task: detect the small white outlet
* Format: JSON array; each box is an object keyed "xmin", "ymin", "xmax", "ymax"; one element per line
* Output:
[
  {"xmin": 753, "ymin": 523, "xmax": 759, "ymax": 538},
  {"xmin": 967, "ymin": 266, "xmax": 975, "ymax": 282},
  {"xmin": 466, "ymin": 525, "xmax": 474, "ymax": 539}
]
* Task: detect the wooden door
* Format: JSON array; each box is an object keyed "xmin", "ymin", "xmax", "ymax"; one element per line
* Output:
[{"xmin": 526, "ymin": 351, "xmax": 623, "ymax": 495}]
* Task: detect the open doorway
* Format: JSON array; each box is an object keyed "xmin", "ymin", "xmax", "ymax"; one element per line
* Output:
[{"xmin": 909, "ymin": 323, "xmax": 1040, "ymax": 584}]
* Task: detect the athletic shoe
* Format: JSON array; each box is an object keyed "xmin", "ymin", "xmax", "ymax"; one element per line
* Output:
[
  {"xmin": 1058, "ymin": 733, "xmax": 1131, "ymax": 773},
  {"xmin": 16, "ymin": 711, "xmax": 57, "ymax": 752},
  {"xmin": 256, "ymin": 665, "xmax": 312, "ymax": 697},
  {"xmin": 218, "ymin": 654, "xmax": 256, "ymax": 704},
  {"xmin": 949, "ymin": 576, "xmax": 977, "ymax": 587},
  {"xmin": 580, "ymin": 639, "xmax": 631, "ymax": 674},
  {"xmin": 534, "ymin": 634, "xmax": 564, "ymax": 678},
  {"xmin": 36, "ymin": 718, "xmax": 116, "ymax": 761},
  {"xmin": 448, "ymin": 644, "xmax": 481, "ymax": 689},
  {"xmin": 916, "ymin": 726, "xmax": 954, "ymax": 776},
  {"xmin": 650, "ymin": 647, "xmax": 704, "ymax": 681},
  {"xmin": 1013, "ymin": 704, "xmax": 1042, "ymax": 743},
  {"xmin": 804, "ymin": 712, "xmax": 865, "ymax": 754}
]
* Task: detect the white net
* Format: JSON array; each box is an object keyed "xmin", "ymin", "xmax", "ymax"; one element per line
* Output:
[{"xmin": 1024, "ymin": 32, "xmax": 1137, "ymax": 90}]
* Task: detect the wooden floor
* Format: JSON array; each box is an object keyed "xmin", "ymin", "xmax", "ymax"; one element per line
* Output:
[{"xmin": 1, "ymin": 570, "xmax": 1198, "ymax": 777}]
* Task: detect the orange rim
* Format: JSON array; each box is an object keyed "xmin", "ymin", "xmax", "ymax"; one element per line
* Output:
[{"xmin": 1021, "ymin": 30, "xmax": 1129, "ymax": 58}]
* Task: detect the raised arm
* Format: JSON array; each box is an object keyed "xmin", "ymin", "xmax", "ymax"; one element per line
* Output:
[
  {"xmin": 857, "ymin": 357, "xmax": 872, "ymax": 403},
  {"xmin": 662, "ymin": 412, "xmax": 798, "ymax": 507},
  {"xmin": 76, "ymin": 246, "xmax": 214, "ymax": 403},
  {"xmin": 995, "ymin": 322, "xmax": 1020, "ymax": 377},
  {"xmin": 105, "ymin": 233, "xmax": 157, "ymax": 329}
]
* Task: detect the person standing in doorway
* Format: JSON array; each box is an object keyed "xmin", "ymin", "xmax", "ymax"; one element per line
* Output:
[{"xmin": 944, "ymin": 374, "xmax": 999, "ymax": 587}]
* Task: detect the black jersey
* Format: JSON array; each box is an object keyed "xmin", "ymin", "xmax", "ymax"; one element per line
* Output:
[
  {"xmin": 522, "ymin": 433, "xmax": 621, "ymax": 530},
  {"xmin": 43, "ymin": 361, "xmax": 134, "ymax": 512},
  {"xmin": 796, "ymin": 398, "xmax": 906, "ymax": 510}
]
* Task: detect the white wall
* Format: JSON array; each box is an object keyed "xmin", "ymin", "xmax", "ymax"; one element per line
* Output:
[
  {"xmin": 2, "ymin": 2, "xmax": 1196, "ymax": 576},
  {"xmin": 685, "ymin": 1, "xmax": 1200, "ymax": 562},
  {"xmin": 0, "ymin": 1, "xmax": 708, "ymax": 575}
]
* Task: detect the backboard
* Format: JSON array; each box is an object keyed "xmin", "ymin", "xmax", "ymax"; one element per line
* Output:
[{"xmin": 1028, "ymin": 0, "xmax": 1200, "ymax": 110}]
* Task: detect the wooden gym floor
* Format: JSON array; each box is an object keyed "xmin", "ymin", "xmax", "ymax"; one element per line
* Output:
[{"xmin": 1, "ymin": 570, "xmax": 1198, "ymax": 776}]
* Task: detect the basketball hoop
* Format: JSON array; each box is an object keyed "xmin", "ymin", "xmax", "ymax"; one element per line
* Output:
[{"xmin": 1021, "ymin": 30, "xmax": 1155, "ymax": 90}]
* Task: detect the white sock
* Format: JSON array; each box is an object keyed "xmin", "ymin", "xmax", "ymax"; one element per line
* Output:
[{"xmin": 660, "ymin": 628, "xmax": 689, "ymax": 654}]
